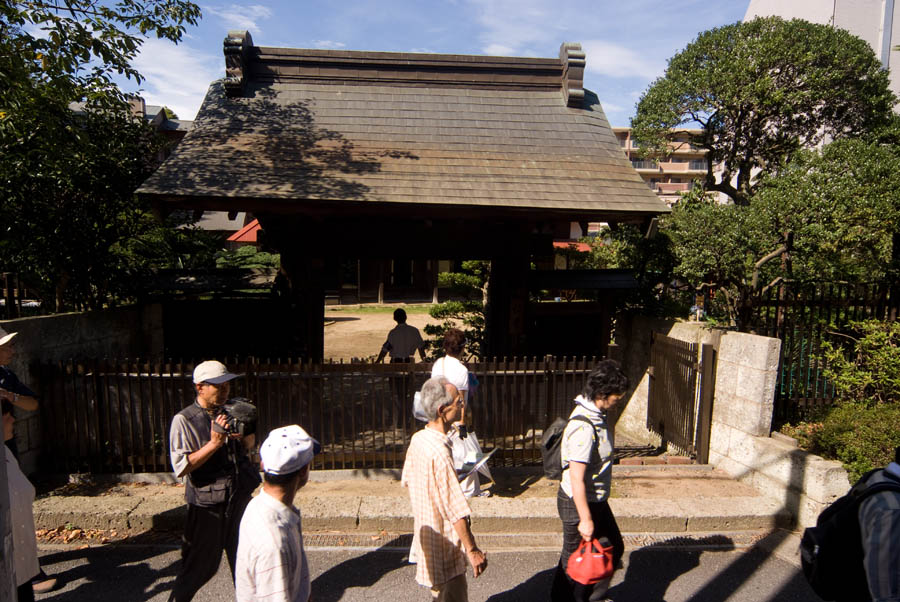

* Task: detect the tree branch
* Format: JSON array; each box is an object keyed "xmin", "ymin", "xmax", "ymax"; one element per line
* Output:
[{"xmin": 751, "ymin": 244, "xmax": 787, "ymax": 289}]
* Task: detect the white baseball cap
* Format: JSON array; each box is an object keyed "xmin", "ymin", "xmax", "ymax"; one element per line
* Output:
[
  {"xmin": 192, "ymin": 360, "xmax": 242, "ymax": 385},
  {"xmin": 0, "ymin": 327, "xmax": 17, "ymax": 347},
  {"xmin": 260, "ymin": 425, "xmax": 320, "ymax": 475}
]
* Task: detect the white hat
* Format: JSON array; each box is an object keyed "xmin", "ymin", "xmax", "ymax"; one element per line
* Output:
[
  {"xmin": 0, "ymin": 327, "xmax": 17, "ymax": 347},
  {"xmin": 192, "ymin": 360, "xmax": 242, "ymax": 384},
  {"xmin": 260, "ymin": 425, "xmax": 320, "ymax": 475}
]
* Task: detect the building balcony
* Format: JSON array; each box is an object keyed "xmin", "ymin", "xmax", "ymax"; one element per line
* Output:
[{"xmin": 657, "ymin": 182, "xmax": 691, "ymax": 194}]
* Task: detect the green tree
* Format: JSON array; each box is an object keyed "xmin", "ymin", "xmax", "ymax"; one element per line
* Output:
[
  {"xmin": 632, "ymin": 17, "xmax": 894, "ymax": 206},
  {"xmin": 665, "ymin": 138, "xmax": 900, "ymax": 330},
  {"xmin": 0, "ymin": 1, "xmax": 202, "ymax": 310},
  {"xmin": 424, "ymin": 261, "xmax": 488, "ymax": 360}
]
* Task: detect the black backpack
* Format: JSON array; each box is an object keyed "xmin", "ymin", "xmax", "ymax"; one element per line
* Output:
[
  {"xmin": 541, "ymin": 415, "xmax": 594, "ymax": 480},
  {"xmin": 800, "ymin": 468, "xmax": 900, "ymax": 601}
]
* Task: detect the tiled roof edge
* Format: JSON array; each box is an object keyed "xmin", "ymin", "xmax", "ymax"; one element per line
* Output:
[{"xmin": 222, "ymin": 31, "xmax": 586, "ymax": 103}]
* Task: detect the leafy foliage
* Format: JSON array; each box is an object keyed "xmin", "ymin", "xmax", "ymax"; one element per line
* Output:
[
  {"xmin": 798, "ymin": 402, "xmax": 900, "ymax": 482},
  {"xmin": 780, "ymin": 320, "xmax": 900, "ymax": 480},
  {"xmin": 424, "ymin": 261, "xmax": 488, "ymax": 360},
  {"xmin": 822, "ymin": 320, "xmax": 900, "ymax": 405},
  {"xmin": 215, "ymin": 245, "xmax": 280, "ymax": 269},
  {"xmin": 0, "ymin": 0, "xmax": 202, "ymax": 310},
  {"xmin": 663, "ymin": 138, "xmax": 900, "ymax": 330},
  {"xmin": 632, "ymin": 16, "xmax": 894, "ymax": 206}
]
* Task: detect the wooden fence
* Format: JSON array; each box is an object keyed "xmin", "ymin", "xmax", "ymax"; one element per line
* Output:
[
  {"xmin": 37, "ymin": 356, "xmax": 601, "ymax": 474},
  {"xmin": 752, "ymin": 281, "xmax": 899, "ymax": 423}
]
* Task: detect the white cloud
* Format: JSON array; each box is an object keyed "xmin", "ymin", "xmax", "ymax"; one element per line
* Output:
[
  {"xmin": 311, "ymin": 39, "xmax": 346, "ymax": 50},
  {"xmin": 581, "ymin": 40, "xmax": 665, "ymax": 80},
  {"xmin": 204, "ymin": 3, "xmax": 273, "ymax": 34},
  {"xmin": 131, "ymin": 38, "xmax": 221, "ymax": 120},
  {"xmin": 483, "ymin": 43, "xmax": 515, "ymax": 55},
  {"xmin": 598, "ymin": 99, "xmax": 626, "ymax": 115}
]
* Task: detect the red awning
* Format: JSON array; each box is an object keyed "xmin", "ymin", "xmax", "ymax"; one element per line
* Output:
[
  {"xmin": 552, "ymin": 241, "xmax": 591, "ymax": 253},
  {"xmin": 227, "ymin": 219, "xmax": 260, "ymax": 242}
]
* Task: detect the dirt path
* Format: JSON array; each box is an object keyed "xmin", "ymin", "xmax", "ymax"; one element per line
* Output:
[{"xmin": 324, "ymin": 308, "xmax": 445, "ymax": 361}]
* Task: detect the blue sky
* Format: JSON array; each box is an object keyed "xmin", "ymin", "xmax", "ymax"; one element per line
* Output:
[{"xmin": 127, "ymin": 0, "xmax": 750, "ymax": 125}]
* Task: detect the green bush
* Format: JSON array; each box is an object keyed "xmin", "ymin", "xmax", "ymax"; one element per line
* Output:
[
  {"xmin": 822, "ymin": 320, "xmax": 900, "ymax": 404},
  {"xmin": 809, "ymin": 401, "xmax": 900, "ymax": 482}
]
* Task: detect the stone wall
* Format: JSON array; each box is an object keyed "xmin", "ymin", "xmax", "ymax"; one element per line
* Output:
[
  {"xmin": 613, "ymin": 315, "xmax": 716, "ymax": 447},
  {"xmin": 1, "ymin": 304, "xmax": 163, "ymax": 474},
  {"xmin": 615, "ymin": 316, "xmax": 849, "ymax": 527},
  {"xmin": 708, "ymin": 331, "xmax": 849, "ymax": 527}
]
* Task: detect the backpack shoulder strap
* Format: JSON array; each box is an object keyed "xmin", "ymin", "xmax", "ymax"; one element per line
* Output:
[{"xmin": 568, "ymin": 414, "xmax": 597, "ymax": 443}]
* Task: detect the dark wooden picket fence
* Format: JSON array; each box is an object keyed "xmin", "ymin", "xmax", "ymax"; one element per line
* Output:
[
  {"xmin": 37, "ymin": 356, "xmax": 601, "ymax": 474},
  {"xmin": 752, "ymin": 281, "xmax": 899, "ymax": 423}
]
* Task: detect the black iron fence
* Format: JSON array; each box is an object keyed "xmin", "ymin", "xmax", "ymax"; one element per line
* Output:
[
  {"xmin": 752, "ymin": 281, "xmax": 899, "ymax": 423},
  {"xmin": 37, "ymin": 356, "xmax": 601, "ymax": 474}
]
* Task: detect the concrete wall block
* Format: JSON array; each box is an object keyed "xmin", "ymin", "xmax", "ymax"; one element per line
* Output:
[
  {"xmin": 799, "ymin": 457, "xmax": 851, "ymax": 503},
  {"xmin": 718, "ymin": 332, "xmax": 781, "ymax": 370},
  {"xmin": 709, "ymin": 420, "xmax": 734, "ymax": 457},
  {"xmin": 714, "ymin": 360, "xmax": 739, "ymax": 398}
]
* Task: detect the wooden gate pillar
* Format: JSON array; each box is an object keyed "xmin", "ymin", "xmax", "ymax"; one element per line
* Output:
[
  {"xmin": 258, "ymin": 214, "xmax": 325, "ymax": 360},
  {"xmin": 278, "ymin": 253, "xmax": 325, "ymax": 360},
  {"xmin": 484, "ymin": 256, "xmax": 529, "ymax": 357}
]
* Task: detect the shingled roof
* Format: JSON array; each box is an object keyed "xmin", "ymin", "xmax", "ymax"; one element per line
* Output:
[{"xmin": 137, "ymin": 32, "xmax": 668, "ymax": 220}]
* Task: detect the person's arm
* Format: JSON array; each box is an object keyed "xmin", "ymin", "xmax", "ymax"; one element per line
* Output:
[
  {"xmin": 242, "ymin": 432, "xmax": 256, "ymax": 451},
  {"xmin": 177, "ymin": 414, "xmax": 229, "ymax": 478},
  {"xmin": 0, "ymin": 389, "xmax": 38, "ymax": 412},
  {"xmin": 568, "ymin": 460, "xmax": 594, "ymax": 541},
  {"xmin": 417, "ymin": 344, "xmax": 427, "ymax": 362},
  {"xmin": 452, "ymin": 517, "xmax": 487, "ymax": 577}
]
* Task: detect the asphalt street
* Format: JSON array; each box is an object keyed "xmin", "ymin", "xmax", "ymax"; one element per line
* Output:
[{"xmin": 35, "ymin": 542, "xmax": 822, "ymax": 601}]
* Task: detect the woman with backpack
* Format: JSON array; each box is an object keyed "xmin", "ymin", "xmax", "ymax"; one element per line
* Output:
[{"xmin": 551, "ymin": 359, "xmax": 629, "ymax": 602}]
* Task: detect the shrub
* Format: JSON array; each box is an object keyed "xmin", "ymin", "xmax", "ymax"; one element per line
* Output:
[
  {"xmin": 810, "ymin": 401, "xmax": 900, "ymax": 482},
  {"xmin": 822, "ymin": 320, "xmax": 900, "ymax": 404}
]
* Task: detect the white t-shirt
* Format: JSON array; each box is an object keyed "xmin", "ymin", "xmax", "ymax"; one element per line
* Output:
[
  {"xmin": 431, "ymin": 356, "xmax": 469, "ymax": 397},
  {"xmin": 235, "ymin": 490, "xmax": 310, "ymax": 602},
  {"xmin": 559, "ymin": 396, "xmax": 614, "ymax": 503}
]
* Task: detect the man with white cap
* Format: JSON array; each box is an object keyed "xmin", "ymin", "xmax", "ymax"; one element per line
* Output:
[
  {"xmin": 236, "ymin": 425, "xmax": 319, "ymax": 602},
  {"xmin": 168, "ymin": 360, "xmax": 262, "ymax": 602}
]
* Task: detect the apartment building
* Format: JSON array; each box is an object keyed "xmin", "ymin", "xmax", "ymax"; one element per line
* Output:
[{"xmin": 613, "ymin": 127, "xmax": 709, "ymax": 206}]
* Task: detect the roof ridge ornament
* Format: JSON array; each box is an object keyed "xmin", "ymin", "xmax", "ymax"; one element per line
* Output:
[
  {"xmin": 559, "ymin": 42, "xmax": 585, "ymax": 108},
  {"xmin": 224, "ymin": 30, "xmax": 254, "ymax": 98}
]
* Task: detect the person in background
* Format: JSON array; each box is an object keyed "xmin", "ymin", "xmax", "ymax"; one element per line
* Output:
[
  {"xmin": 168, "ymin": 360, "xmax": 261, "ymax": 602},
  {"xmin": 0, "ymin": 327, "xmax": 56, "ymax": 595},
  {"xmin": 551, "ymin": 360, "xmax": 629, "ymax": 602},
  {"xmin": 4, "ymin": 399, "xmax": 38, "ymax": 602},
  {"xmin": 376, "ymin": 308, "xmax": 427, "ymax": 363},
  {"xmin": 857, "ymin": 446, "xmax": 900, "ymax": 602},
  {"xmin": 402, "ymin": 376, "xmax": 487, "ymax": 601},
  {"xmin": 236, "ymin": 425, "xmax": 320, "ymax": 602}
]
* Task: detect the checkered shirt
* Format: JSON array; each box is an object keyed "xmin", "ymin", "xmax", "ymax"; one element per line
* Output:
[{"xmin": 401, "ymin": 426, "xmax": 471, "ymax": 587}]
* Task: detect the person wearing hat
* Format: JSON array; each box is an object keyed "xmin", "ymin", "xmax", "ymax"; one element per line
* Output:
[
  {"xmin": 0, "ymin": 327, "xmax": 57, "ymax": 596},
  {"xmin": 0, "ymin": 327, "xmax": 39, "ymax": 456},
  {"xmin": 235, "ymin": 425, "xmax": 319, "ymax": 602},
  {"xmin": 168, "ymin": 360, "xmax": 262, "ymax": 602},
  {"xmin": 402, "ymin": 376, "xmax": 487, "ymax": 601}
]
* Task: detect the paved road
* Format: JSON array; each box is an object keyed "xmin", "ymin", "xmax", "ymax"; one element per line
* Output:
[{"xmin": 36, "ymin": 542, "xmax": 820, "ymax": 601}]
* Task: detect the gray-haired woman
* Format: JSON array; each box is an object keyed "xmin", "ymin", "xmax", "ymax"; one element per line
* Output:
[{"xmin": 551, "ymin": 359, "xmax": 629, "ymax": 602}]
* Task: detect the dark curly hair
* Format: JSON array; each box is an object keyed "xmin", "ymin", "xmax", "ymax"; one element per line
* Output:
[
  {"xmin": 442, "ymin": 328, "xmax": 467, "ymax": 357},
  {"xmin": 581, "ymin": 359, "xmax": 629, "ymax": 401}
]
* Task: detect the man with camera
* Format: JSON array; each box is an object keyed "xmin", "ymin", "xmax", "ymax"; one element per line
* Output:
[{"xmin": 168, "ymin": 360, "xmax": 261, "ymax": 602}]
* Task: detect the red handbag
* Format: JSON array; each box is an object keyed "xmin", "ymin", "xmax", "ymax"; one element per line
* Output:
[{"xmin": 566, "ymin": 537, "xmax": 614, "ymax": 585}]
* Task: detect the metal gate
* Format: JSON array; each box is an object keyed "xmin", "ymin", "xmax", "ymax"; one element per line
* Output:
[{"xmin": 647, "ymin": 333, "xmax": 715, "ymax": 462}]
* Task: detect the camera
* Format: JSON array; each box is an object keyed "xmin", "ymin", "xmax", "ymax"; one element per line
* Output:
[{"xmin": 212, "ymin": 397, "xmax": 258, "ymax": 437}]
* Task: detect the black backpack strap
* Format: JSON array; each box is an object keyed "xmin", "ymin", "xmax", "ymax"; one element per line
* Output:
[{"xmin": 568, "ymin": 414, "xmax": 597, "ymax": 443}]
